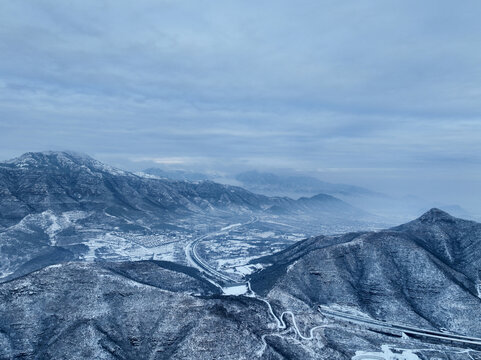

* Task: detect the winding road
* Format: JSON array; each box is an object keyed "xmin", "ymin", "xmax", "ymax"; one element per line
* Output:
[
  {"xmin": 184, "ymin": 217, "xmax": 481, "ymax": 357},
  {"xmin": 184, "ymin": 216, "xmax": 327, "ymax": 356},
  {"xmin": 256, "ymin": 297, "xmax": 329, "ymax": 355}
]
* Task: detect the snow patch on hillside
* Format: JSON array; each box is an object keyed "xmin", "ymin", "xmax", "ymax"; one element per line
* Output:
[
  {"xmin": 223, "ymin": 284, "xmax": 249, "ymax": 296},
  {"xmin": 352, "ymin": 345, "xmax": 420, "ymax": 360},
  {"xmin": 43, "ymin": 211, "xmax": 90, "ymax": 246},
  {"xmin": 221, "ymin": 223, "xmax": 242, "ymax": 231}
]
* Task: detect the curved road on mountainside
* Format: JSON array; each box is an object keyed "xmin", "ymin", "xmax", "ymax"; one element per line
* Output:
[
  {"xmin": 184, "ymin": 215, "xmax": 333, "ymax": 356},
  {"xmin": 186, "ymin": 220, "xmax": 481, "ymax": 357},
  {"xmin": 256, "ymin": 295, "xmax": 331, "ymax": 356}
]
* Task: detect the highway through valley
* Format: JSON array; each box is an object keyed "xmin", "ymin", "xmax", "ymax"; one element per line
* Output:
[
  {"xmin": 184, "ymin": 217, "xmax": 481, "ymax": 357},
  {"xmin": 184, "ymin": 216, "xmax": 258, "ymax": 287},
  {"xmin": 319, "ymin": 306, "xmax": 481, "ymax": 350}
]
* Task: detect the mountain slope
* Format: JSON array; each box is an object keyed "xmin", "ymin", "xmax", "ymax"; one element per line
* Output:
[
  {"xmin": 2, "ymin": 204, "xmax": 480, "ymax": 358},
  {"xmin": 0, "ymin": 152, "xmax": 369, "ymax": 225},
  {"xmin": 250, "ymin": 209, "xmax": 481, "ymax": 336},
  {"xmin": 0, "ymin": 151, "xmax": 269, "ymax": 227},
  {"xmin": 0, "ymin": 260, "xmax": 355, "ymax": 360},
  {"xmin": 0, "ymin": 261, "xmax": 263, "ymax": 360},
  {"xmin": 0, "ymin": 151, "xmax": 376, "ymax": 282}
]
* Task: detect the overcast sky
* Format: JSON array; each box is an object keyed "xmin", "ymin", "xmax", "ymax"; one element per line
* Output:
[{"xmin": 1, "ymin": 1, "xmax": 481, "ymax": 210}]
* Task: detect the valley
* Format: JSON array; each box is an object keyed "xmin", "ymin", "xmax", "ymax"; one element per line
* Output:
[{"xmin": 1, "ymin": 152, "xmax": 481, "ymax": 359}]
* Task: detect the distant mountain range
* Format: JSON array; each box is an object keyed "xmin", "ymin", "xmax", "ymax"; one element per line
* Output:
[
  {"xmin": 142, "ymin": 167, "xmax": 214, "ymax": 182},
  {"xmin": 0, "ymin": 151, "xmax": 377, "ymax": 281},
  {"xmin": 234, "ymin": 170, "xmax": 382, "ymax": 199},
  {"xmin": 142, "ymin": 168, "xmax": 382, "ymax": 199},
  {"xmin": 143, "ymin": 168, "xmax": 478, "ymax": 223}
]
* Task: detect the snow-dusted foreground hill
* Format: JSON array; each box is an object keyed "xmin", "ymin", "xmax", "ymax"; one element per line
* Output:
[
  {"xmin": 1, "ymin": 209, "xmax": 481, "ymax": 358},
  {"xmin": 249, "ymin": 208, "xmax": 481, "ymax": 358},
  {"xmin": 1, "ymin": 152, "xmax": 481, "ymax": 359}
]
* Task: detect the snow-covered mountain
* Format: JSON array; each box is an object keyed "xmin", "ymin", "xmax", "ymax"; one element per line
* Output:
[
  {"xmin": 4, "ymin": 152, "xmax": 478, "ymax": 359},
  {"xmin": 0, "ymin": 152, "xmax": 372, "ymax": 224},
  {"xmin": 0, "ymin": 151, "xmax": 268, "ymax": 226},
  {"xmin": 0, "ymin": 261, "xmax": 273, "ymax": 359},
  {"xmin": 2, "ymin": 209, "xmax": 481, "ymax": 359},
  {"xmin": 0, "ymin": 151, "xmax": 379, "ymax": 281},
  {"xmin": 250, "ymin": 209, "xmax": 481, "ymax": 349}
]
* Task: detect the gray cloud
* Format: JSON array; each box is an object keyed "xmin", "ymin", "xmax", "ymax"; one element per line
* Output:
[{"xmin": 1, "ymin": 0, "xmax": 481, "ymax": 211}]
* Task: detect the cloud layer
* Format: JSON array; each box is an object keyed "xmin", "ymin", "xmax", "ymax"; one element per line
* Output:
[{"xmin": 1, "ymin": 0, "xmax": 481, "ymax": 209}]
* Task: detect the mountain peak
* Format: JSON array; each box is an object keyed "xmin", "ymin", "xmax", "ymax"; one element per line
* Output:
[
  {"xmin": 417, "ymin": 208, "xmax": 455, "ymax": 223},
  {"xmin": 4, "ymin": 151, "xmax": 127, "ymax": 176},
  {"xmin": 8, "ymin": 151, "xmax": 91, "ymax": 165}
]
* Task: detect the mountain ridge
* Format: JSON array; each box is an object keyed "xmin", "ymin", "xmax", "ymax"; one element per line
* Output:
[
  {"xmin": 235, "ymin": 170, "xmax": 382, "ymax": 198},
  {"xmin": 0, "ymin": 151, "xmax": 376, "ymax": 283},
  {"xmin": 0, "ymin": 151, "xmax": 369, "ymax": 223},
  {"xmin": 249, "ymin": 208, "xmax": 481, "ymax": 338}
]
